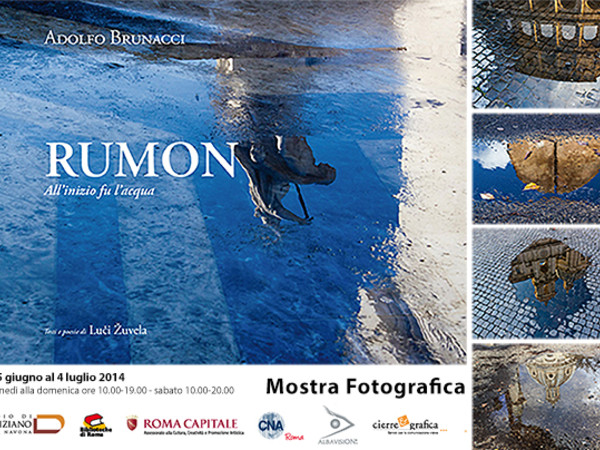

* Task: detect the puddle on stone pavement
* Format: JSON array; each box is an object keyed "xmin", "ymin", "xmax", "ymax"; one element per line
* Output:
[
  {"xmin": 472, "ymin": 227, "xmax": 600, "ymax": 339},
  {"xmin": 473, "ymin": 114, "xmax": 600, "ymax": 223},
  {"xmin": 474, "ymin": 344, "xmax": 600, "ymax": 449},
  {"xmin": 509, "ymin": 238, "xmax": 592, "ymax": 335},
  {"xmin": 473, "ymin": 0, "xmax": 600, "ymax": 108}
]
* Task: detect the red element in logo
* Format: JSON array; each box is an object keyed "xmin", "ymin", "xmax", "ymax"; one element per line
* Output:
[
  {"xmin": 127, "ymin": 417, "xmax": 138, "ymax": 431},
  {"xmin": 84, "ymin": 413, "xmax": 105, "ymax": 430},
  {"xmin": 285, "ymin": 433, "xmax": 304, "ymax": 440},
  {"xmin": 33, "ymin": 415, "xmax": 65, "ymax": 434}
]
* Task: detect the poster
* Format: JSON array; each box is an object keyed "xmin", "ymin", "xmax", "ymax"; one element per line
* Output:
[{"xmin": 0, "ymin": 0, "xmax": 469, "ymax": 447}]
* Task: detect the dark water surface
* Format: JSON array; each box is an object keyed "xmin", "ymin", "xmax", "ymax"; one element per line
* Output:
[{"xmin": 474, "ymin": 345, "xmax": 600, "ymax": 449}]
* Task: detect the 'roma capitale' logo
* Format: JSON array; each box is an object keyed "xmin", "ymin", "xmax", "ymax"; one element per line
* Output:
[{"xmin": 127, "ymin": 416, "xmax": 138, "ymax": 431}]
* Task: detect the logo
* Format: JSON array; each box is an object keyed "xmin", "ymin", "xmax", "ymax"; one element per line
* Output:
[
  {"xmin": 34, "ymin": 415, "xmax": 65, "ymax": 434},
  {"xmin": 318, "ymin": 407, "xmax": 357, "ymax": 445},
  {"xmin": 127, "ymin": 415, "xmax": 138, "ymax": 431},
  {"xmin": 398, "ymin": 415, "xmax": 410, "ymax": 427},
  {"xmin": 373, "ymin": 415, "xmax": 443, "ymax": 436},
  {"xmin": 322, "ymin": 407, "xmax": 354, "ymax": 439},
  {"xmin": 0, "ymin": 414, "xmax": 64, "ymax": 435},
  {"xmin": 142, "ymin": 418, "xmax": 242, "ymax": 436},
  {"xmin": 84, "ymin": 414, "xmax": 105, "ymax": 430},
  {"xmin": 80, "ymin": 413, "xmax": 112, "ymax": 437},
  {"xmin": 258, "ymin": 412, "xmax": 285, "ymax": 439}
]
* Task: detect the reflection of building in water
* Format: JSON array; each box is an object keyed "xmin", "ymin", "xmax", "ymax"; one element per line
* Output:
[
  {"xmin": 507, "ymin": 136, "xmax": 600, "ymax": 193},
  {"xmin": 525, "ymin": 352, "xmax": 577, "ymax": 405},
  {"xmin": 509, "ymin": 238, "xmax": 590, "ymax": 304},
  {"xmin": 474, "ymin": 350, "xmax": 584, "ymax": 448},
  {"xmin": 476, "ymin": 0, "xmax": 600, "ymax": 81},
  {"xmin": 495, "ymin": 362, "xmax": 563, "ymax": 446},
  {"xmin": 505, "ymin": 368, "xmax": 527, "ymax": 424}
]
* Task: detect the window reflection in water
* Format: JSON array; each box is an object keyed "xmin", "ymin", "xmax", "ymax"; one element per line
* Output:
[{"xmin": 473, "ymin": 0, "xmax": 600, "ymax": 107}]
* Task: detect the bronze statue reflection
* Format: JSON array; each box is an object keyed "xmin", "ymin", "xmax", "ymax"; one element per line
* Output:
[
  {"xmin": 509, "ymin": 238, "xmax": 590, "ymax": 304},
  {"xmin": 235, "ymin": 136, "xmax": 336, "ymax": 225}
]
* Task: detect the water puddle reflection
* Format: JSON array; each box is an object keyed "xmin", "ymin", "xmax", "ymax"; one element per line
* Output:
[
  {"xmin": 473, "ymin": 114, "xmax": 600, "ymax": 223},
  {"xmin": 509, "ymin": 238, "xmax": 592, "ymax": 335},
  {"xmin": 474, "ymin": 345, "xmax": 600, "ymax": 449},
  {"xmin": 473, "ymin": 0, "xmax": 600, "ymax": 108}
]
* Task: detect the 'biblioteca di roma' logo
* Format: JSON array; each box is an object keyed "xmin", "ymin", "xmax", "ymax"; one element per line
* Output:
[{"xmin": 80, "ymin": 413, "xmax": 112, "ymax": 437}]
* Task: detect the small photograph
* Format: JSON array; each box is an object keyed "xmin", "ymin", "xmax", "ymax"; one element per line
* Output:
[
  {"xmin": 473, "ymin": 114, "xmax": 600, "ymax": 224},
  {"xmin": 473, "ymin": 0, "xmax": 600, "ymax": 108},
  {"xmin": 473, "ymin": 227, "xmax": 600, "ymax": 339},
  {"xmin": 473, "ymin": 344, "xmax": 600, "ymax": 449}
]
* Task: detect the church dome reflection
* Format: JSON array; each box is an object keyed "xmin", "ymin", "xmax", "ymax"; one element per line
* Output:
[{"xmin": 525, "ymin": 352, "xmax": 577, "ymax": 405}]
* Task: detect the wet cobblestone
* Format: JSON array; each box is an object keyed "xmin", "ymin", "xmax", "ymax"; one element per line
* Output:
[
  {"xmin": 473, "ymin": 228, "xmax": 600, "ymax": 339},
  {"xmin": 473, "ymin": 0, "xmax": 600, "ymax": 108}
]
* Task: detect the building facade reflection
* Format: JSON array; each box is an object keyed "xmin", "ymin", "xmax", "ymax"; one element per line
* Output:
[
  {"xmin": 473, "ymin": 347, "xmax": 597, "ymax": 448},
  {"xmin": 507, "ymin": 136, "xmax": 600, "ymax": 194},
  {"xmin": 475, "ymin": 0, "xmax": 600, "ymax": 82},
  {"xmin": 509, "ymin": 238, "xmax": 590, "ymax": 304},
  {"xmin": 525, "ymin": 352, "xmax": 578, "ymax": 405}
]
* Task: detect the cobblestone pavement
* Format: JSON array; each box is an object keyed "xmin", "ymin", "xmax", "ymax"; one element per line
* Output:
[
  {"xmin": 473, "ymin": 0, "xmax": 600, "ymax": 108},
  {"xmin": 473, "ymin": 228, "xmax": 600, "ymax": 339}
]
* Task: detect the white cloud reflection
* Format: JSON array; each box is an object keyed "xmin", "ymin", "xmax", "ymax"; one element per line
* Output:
[{"xmin": 473, "ymin": 140, "xmax": 510, "ymax": 170}]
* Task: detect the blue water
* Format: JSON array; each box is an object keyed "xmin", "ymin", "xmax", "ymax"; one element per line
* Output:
[
  {"xmin": 473, "ymin": 114, "xmax": 600, "ymax": 205},
  {"xmin": 473, "ymin": 154, "xmax": 600, "ymax": 203},
  {"xmin": 0, "ymin": 1, "xmax": 420, "ymax": 363},
  {"xmin": 196, "ymin": 136, "xmax": 400, "ymax": 363},
  {"xmin": 55, "ymin": 185, "xmax": 131, "ymax": 363},
  {"xmin": 512, "ymin": 278, "xmax": 592, "ymax": 338}
]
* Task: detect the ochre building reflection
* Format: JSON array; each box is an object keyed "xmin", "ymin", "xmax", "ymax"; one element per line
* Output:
[
  {"xmin": 476, "ymin": 0, "xmax": 600, "ymax": 81},
  {"xmin": 507, "ymin": 136, "xmax": 600, "ymax": 193},
  {"xmin": 509, "ymin": 238, "xmax": 590, "ymax": 304}
]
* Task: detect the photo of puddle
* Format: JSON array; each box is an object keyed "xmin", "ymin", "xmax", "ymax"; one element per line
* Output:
[
  {"xmin": 473, "ymin": 0, "xmax": 600, "ymax": 108},
  {"xmin": 474, "ymin": 344, "xmax": 600, "ymax": 449},
  {"xmin": 510, "ymin": 238, "xmax": 592, "ymax": 335},
  {"xmin": 473, "ymin": 228, "xmax": 600, "ymax": 339},
  {"xmin": 0, "ymin": 1, "xmax": 466, "ymax": 364},
  {"xmin": 473, "ymin": 114, "xmax": 600, "ymax": 223}
]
